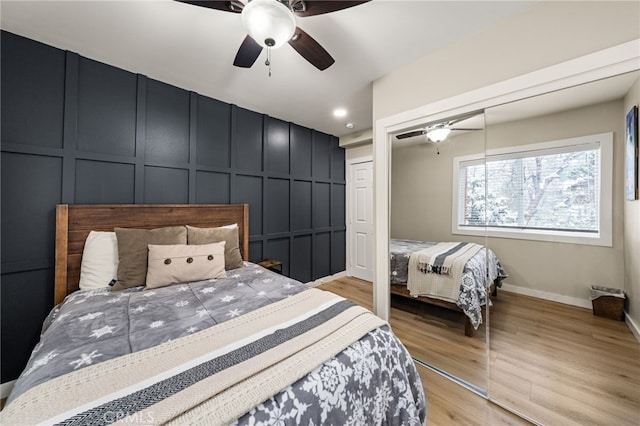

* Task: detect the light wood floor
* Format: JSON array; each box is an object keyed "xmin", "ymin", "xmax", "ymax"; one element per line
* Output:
[
  {"xmin": 318, "ymin": 277, "xmax": 640, "ymax": 426},
  {"xmin": 390, "ymin": 292, "xmax": 488, "ymax": 388},
  {"xmin": 490, "ymin": 290, "xmax": 640, "ymax": 426},
  {"xmin": 318, "ymin": 277, "xmax": 529, "ymax": 426}
]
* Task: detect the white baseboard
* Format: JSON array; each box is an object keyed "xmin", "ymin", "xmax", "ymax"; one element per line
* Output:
[
  {"xmin": 500, "ymin": 284, "xmax": 640, "ymax": 342},
  {"xmin": 306, "ymin": 271, "xmax": 347, "ymax": 287},
  {"xmin": 1, "ymin": 380, "xmax": 15, "ymax": 400},
  {"xmin": 625, "ymin": 312, "xmax": 640, "ymax": 343},
  {"xmin": 500, "ymin": 283, "xmax": 592, "ymax": 309}
]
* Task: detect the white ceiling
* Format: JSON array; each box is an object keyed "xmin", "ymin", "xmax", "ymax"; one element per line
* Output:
[{"xmin": 0, "ymin": 0, "xmax": 536, "ymax": 137}]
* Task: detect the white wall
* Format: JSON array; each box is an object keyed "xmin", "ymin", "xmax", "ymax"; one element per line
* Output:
[
  {"xmin": 623, "ymin": 76, "xmax": 640, "ymax": 335},
  {"xmin": 345, "ymin": 142, "xmax": 373, "ymax": 162},
  {"xmin": 373, "ymin": 1, "xmax": 640, "ymax": 123}
]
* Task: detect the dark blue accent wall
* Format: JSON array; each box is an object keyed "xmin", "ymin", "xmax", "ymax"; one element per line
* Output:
[{"xmin": 0, "ymin": 31, "xmax": 346, "ymax": 383}]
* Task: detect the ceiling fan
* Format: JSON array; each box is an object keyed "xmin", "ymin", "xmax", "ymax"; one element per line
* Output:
[{"xmin": 177, "ymin": 0, "xmax": 371, "ymax": 71}]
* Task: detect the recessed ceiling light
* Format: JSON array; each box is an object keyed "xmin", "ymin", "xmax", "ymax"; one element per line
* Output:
[
  {"xmin": 333, "ymin": 108, "xmax": 347, "ymax": 118},
  {"xmin": 346, "ymin": 123, "xmax": 354, "ymax": 129}
]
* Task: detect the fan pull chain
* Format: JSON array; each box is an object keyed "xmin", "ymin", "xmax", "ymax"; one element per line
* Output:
[{"xmin": 265, "ymin": 47, "xmax": 272, "ymax": 77}]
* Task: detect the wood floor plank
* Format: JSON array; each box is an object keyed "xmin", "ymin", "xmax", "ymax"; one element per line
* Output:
[
  {"xmin": 318, "ymin": 277, "xmax": 530, "ymax": 426},
  {"xmin": 318, "ymin": 276, "xmax": 640, "ymax": 426}
]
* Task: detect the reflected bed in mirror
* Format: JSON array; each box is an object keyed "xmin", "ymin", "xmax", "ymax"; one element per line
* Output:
[{"xmin": 389, "ymin": 239, "xmax": 506, "ymax": 336}]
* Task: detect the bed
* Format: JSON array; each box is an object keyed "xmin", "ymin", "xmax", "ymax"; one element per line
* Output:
[
  {"xmin": 390, "ymin": 239, "xmax": 507, "ymax": 337},
  {"xmin": 2, "ymin": 204, "xmax": 426, "ymax": 425}
]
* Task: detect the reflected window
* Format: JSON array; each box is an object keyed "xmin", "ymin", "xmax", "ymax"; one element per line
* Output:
[{"xmin": 452, "ymin": 132, "xmax": 613, "ymax": 246}]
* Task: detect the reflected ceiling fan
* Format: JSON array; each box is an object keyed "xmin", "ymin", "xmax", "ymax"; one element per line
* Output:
[
  {"xmin": 395, "ymin": 113, "xmax": 483, "ymax": 154},
  {"xmin": 396, "ymin": 121, "xmax": 481, "ymax": 142},
  {"xmin": 177, "ymin": 0, "xmax": 370, "ymax": 71}
]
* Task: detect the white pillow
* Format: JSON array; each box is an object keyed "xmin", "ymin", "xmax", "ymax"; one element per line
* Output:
[{"xmin": 79, "ymin": 231, "xmax": 119, "ymax": 290}]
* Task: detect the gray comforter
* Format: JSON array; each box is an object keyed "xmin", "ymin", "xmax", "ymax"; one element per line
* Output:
[
  {"xmin": 390, "ymin": 239, "xmax": 508, "ymax": 328},
  {"xmin": 7, "ymin": 263, "xmax": 426, "ymax": 425}
]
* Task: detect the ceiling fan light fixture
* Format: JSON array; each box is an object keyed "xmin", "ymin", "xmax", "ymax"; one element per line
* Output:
[
  {"xmin": 426, "ymin": 128, "xmax": 451, "ymax": 142},
  {"xmin": 241, "ymin": 0, "xmax": 296, "ymax": 49}
]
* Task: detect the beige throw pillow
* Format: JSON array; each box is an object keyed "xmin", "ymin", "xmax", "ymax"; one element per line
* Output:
[
  {"xmin": 186, "ymin": 224, "xmax": 244, "ymax": 270},
  {"xmin": 113, "ymin": 226, "xmax": 187, "ymax": 291},
  {"xmin": 146, "ymin": 242, "xmax": 226, "ymax": 289}
]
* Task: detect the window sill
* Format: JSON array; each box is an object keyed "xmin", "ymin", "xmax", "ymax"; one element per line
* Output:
[{"xmin": 452, "ymin": 225, "xmax": 612, "ymax": 247}]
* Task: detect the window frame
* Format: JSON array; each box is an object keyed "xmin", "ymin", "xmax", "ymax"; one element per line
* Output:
[{"xmin": 452, "ymin": 132, "xmax": 613, "ymax": 247}]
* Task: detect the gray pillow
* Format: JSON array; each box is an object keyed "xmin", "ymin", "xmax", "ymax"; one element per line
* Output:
[
  {"xmin": 113, "ymin": 226, "xmax": 187, "ymax": 291},
  {"xmin": 186, "ymin": 224, "xmax": 244, "ymax": 270}
]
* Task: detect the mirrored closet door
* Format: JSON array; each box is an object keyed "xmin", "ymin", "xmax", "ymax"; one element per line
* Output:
[
  {"xmin": 388, "ymin": 112, "xmax": 492, "ymax": 393},
  {"xmin": 485, "ymin": 72, "xmax": 640, "ymax": 424}
]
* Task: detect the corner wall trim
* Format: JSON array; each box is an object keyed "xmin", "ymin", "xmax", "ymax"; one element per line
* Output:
[
  {"xmin": 306, "ymin": 271, "xmax": 347, "ymax": 287},
  {"xmin": 625, "ymin": 312, "xmax": 640, "ymax": 343}
]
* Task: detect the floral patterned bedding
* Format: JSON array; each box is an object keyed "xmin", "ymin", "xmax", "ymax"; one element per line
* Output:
[{"xmin": 6, "ymin": 262, "xmax": 426, "ymax": 425}]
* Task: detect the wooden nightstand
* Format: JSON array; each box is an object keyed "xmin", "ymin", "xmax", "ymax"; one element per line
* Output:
[{"xmin": 257, "ymin": 259, "xmax": 283, "ymax": 274}]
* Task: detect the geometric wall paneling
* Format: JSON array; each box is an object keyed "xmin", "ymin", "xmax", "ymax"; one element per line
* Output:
[
  {"xmin": 145, "ymin": 79, "xmax": 190, "ymax": 164},
  {"xmin": 77, "ymin": 57, "xmax": 137, "ymax": 156},
  {"xmin": 331, "ymin": 183, "xmax": 346, "ymax": 227},
  {"xmin": 313, "ymin": 182, "xmax": 331, "ymax": 229},
  {"xmin": 312, "ymin": 131, "xmax": 331, "ymax": 179},
  {"xmin": 1, "ymin": 153, "xmax": 62, "ymax": 267},
  {"xmin": 291, "ymin": 180, "xmax": 312, "ymax": 231},
  {"xmin": 290, "ymin": 234, "xmax": 312, "ymax": 283},
  {"xmin": 1, "ymin": 32, "xmax": 65, "ymax": 149},
  {"xmin": 143, "ymin": 166, "xmax": 189, "ymax": 203},
  {"xmin": 331, "ymin": 136, "xmax": 345, "ymax": 180},
  {"xmin": 264, "ymin": 237, "xmax": 290, "ymax": 276},
  {"xmin": 265, "ymin": 117, "xmax": 290, "ymax": 174},
  {"xmin": 265, "ymin": 178, "xmax": 290, "ymax": 234},
  {"xmin": 331, "ymin": 230, "xmax": 346, "ymax": 274},
  {"xmin": 235, "ymin": 107, "xmax": 264, "ymax": 172},
  {"xmin": 196, "ymin": 171, "xmax": 230, "ymax": 204},
  {"xmin": 0, "ymin": 268, "xmax": 55, "ymax": 383},
  {"xmin": 196, "ymin": 95, "xmax": 231, "ymax": 168},
  {"xmin": 249, "ymin": 240, "xmax": 263, "ymax": 264},
  {"xmin": 235, "ymin": 175, "xmax": 263, "ymax": 235},
  {"xmin": 75, "ymin": 160, "xmax": 135, "ymax": 204},
  {"xmin": 290, "ymin": 124, "xmax": 312, "ymax": 178},
  {"xmin": 313, "ymin": 231, "xmax": 332, "ymax": 280},
  {"xmin": 0, "ymin": 30, "xmax": 345, "ymax": 383}
]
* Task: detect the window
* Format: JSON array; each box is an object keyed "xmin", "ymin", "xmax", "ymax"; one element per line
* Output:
[{"xmin": 452, "ymin": 133, "xmax": 613, "ymax": 246}]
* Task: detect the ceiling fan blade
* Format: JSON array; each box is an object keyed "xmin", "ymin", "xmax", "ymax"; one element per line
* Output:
[
  {"xmin": 233, "ymin": 35, "xmax": 263, "ymax": 68},
  {"xmin": 450, "ymin": 128, "xmax": 483, "ymax": 131},
  {"xmin": 292, "ymin": 0, "xmax": 371, "ymax": 17},
  {"xmin": 288, "ymin": 27, "xmax": 334, "ymax": 70},
  {"xmin": 396, "ymin": 130, "xmax": 427, "ymax": 140},
  {"xmin": 175, "ymin": 0, "xmax": 244, "ymax": 13}
]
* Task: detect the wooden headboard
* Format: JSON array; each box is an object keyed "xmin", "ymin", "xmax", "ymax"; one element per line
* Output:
[{"xmin": 55, "ymin": 204, "xmax": 249, "ymax": 304}]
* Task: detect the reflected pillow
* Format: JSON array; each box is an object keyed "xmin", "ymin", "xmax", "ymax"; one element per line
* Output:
[
  {"xmin": 113, "ymin": 226, "xmax": 187, "ymax": 291},
  {"xmin": 79, "ymin": 231, "xmax": 119, "ymax": 290},
  {"xmin": 187, "ymin": 224, "xmax": 244, "ymax": 270},
  {"xmin": 146, "ymin": 242, "xmax": 226, "ymax": 289}
]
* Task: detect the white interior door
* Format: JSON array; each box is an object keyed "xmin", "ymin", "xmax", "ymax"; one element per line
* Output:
[{"xmin": 348, "ymin": 160, "xmax": 373, "ymax": 281}]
